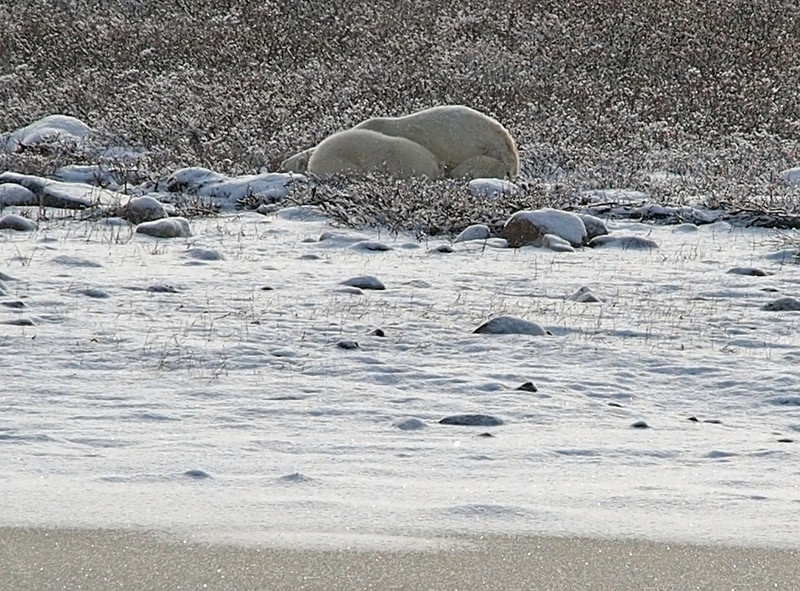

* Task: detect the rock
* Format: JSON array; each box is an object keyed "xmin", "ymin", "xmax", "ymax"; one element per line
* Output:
[
  {"xmin": 588, "ymin": 235, "xmax": 659, "ymax": 250},
  {"xmin": 439, "ymin": 414, "xmax": 504, "ymax": 427},
  {"xmin": 578, "ymin": 213, "xmax": 609, "ymax": 241},
  {"xmin": 183, "ymin": 469, "xmax": 211, "ymax": 479},
  {"xmin": 275, "ymin": 205, "xmax": 326, "ymax": 222},
  {"xmin": 1, "ymin": 300, "xmax": 25, "ymax": 309},
  {"xmin": 52, "ymin": 255, "xmax": 102, "ymax": 268},
  {"xmin": 395, "ymin": 418, "xmax": 426, "ymax": 431},
  {"xmin": 0, "ymin": 173, "xmax": 124, "ymax": 208},
  {"xmin": 342, "ymin": 275, "xmax": 385, "ymax": 290},
  {"xmin": 336, "ymin": 339, "xmax": 359, "ymax": 350},
  {"xmin": 467, "ymin": 178, "xmax": 520, "ymax": 199},
  {"xmin": 515, "ymin": 381, "xmax": 538, "ymax": 392},
  {"xmin": 0, "ymin": 183, "xmax": 38, "ymax": 206},
  {"xmin": 1, "ymin": 114, "xmax": 92, "ymax": 153},
  {"xmin": 370, "ymin": 328, "xmax": 386, "ymax": 337},
  {"xmin": 352, "ymin": 240, "xmax": 392, "ymax": 252},
  {"xmin": 430, "ymin": 244, "xmax": 454, "ymax": 253},
  {"xmin": 184, "ymin": 248, "xmax": 224, "ymax": 261},
  {"xmin": 474, "ymin": 315, "xmax": 548, "ymax": 336},
  {"xmin": 762, "ymin": 297, "xmax": 800, "ymax": 311},
  {"xmin": 123, "ymin": 196, "xmax": 167, "ymax": 224},
  {"xmin": 569, "ymin": 286, "xmax": 605, "ymax": 303},
  {"xmin": 76, "ymin": 288, "xmax": 110, "ymax": 298},
  {"xmin": 53, "ymin": 164, "xmax": 118, "ymax": 187},
  {"xmin": 540, "ymin": 233, "xmax": 574, "ymax": 252},
  {"xmin": 164, "ymin": 167, "xmax": 227, "ymax": 192},
  {"xmin": 136, "ymin": 217, "xmax": 191, "ymax": 238},
  {"xmin": 0, "ymin": 214, "xmax": 37, "ymax": 232},
  {"xmin": 454, "ymin": 224, "xmax": 491, "ymax": 243},
  {"xmin": 501, "ymin": 209, "xmax": 587, "ymax": 248},
  {"xmin": 781, "ymin": 167, "xmax": 800, "ymax": 186},
  {"xmin": 630, "ymin": 420, "xmax": 650, "ymax": 429},
  {"xmin": 147, "ymin": 284, "xmax": 179, "ymax": 293},
  {"xmin": 727, "ymin": 267, "xmax": 771, "ymax": 277},
  {"xmin": 336, "ymin": 286, "xmax": 364, "ymax": 295}
]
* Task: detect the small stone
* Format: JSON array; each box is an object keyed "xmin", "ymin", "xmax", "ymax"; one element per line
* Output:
[
  {"xmin": 630, "ymin": 420, "xmax": 650, "ymax": 429},
  {"xmin": 395, "ymin": 418, "xmax": 426, "ymax": 431},
  {"xmin": 578, "ymin": 213, "xmax": 609, "ymax": 241},
  {"xmin": 688, "ymin": 416, "xmax": 699, "ymax": 422},
  {"xmin": 0, "ymin": 214, "xmax": 37, "ymax": 232},
  {"xmin": 261, "ymin": 286, "xmax": 274, "ymax": 291},
  {"xmin": 76, "ymin": 288, "xmax": 110, "ymax": 299},
  {"xmin": 589, "ymin": 235, "xmax": 659, "ymax": 250},
  {"xmin": 1, "ymin": 300, "xmax": 25, "ymax": 309},
  {"xmin": 370, "ymin": 328, "xmax": 386, "ymax": 337},
  {"xmin": 136, "ymin": 217, "xmax": 191, "ymax": 238},
  {"xmin": 430, "ymin": 244, "xmax": 454, "ymax": 254},
  {"xmin": 336, "ymin": 339, "xmax": 359, "ymax": 350},
  {"xmin": 703, "ymin": 419, "xmax": 722, "ymax": 424},
  {"xmin": 515, "ymin": 381, "xmax": 538, "ymax": 392},
  {"xmin": 147, "ymin": 284, "xmax": 178, "ymax": 293},
  {"xmin": 184, "ymin": 469, "xmax": 211, "ymax": 479},
  {"xmin": 454, "ymin": 224, "xmax": 491, "ymax": 243},
  {"xmin": 439, "ymin": 414, "xmax": 504, "ymax": 427},
  {"xmin": 352, "ymin": 240, "xmax": 392, "ymax": 252},
  {"xmin": 123, "ymin": 196, "xmax": 167, "ymax": 224},
  {"xmin": 777, "ymin": 438, "xmax": 794, "ymax": 443},
  {"xmin": 540, "ymin": 234, "xmax": 575, "ymax": 252},
  {"xmin": 342, "ymin": 275, "xmax": 385, "ymax": 290},
  {"xmin": 607, "ymin": 402, "xmax": 623, "ymax": 408},
  {"xmin": 569, "ymin": 286, "xmax": 605, "ymax": 303},
  {"xmin": 2, "ymin": 318, "xmax": 35, "ymax": 326},
  {"xmin": 474, "ymin": 315, "xmax": 548, "ymax": 336},
  {"xmin": 477, "ymin": 432, "xmax": 495, "ymax": 438},
  {"xmin": 184, "ymin": 248, "xmax": 224, "ymax": 261},
  {"xmin": 762, "ymin": 297, "xmax": 800, "ymax": 311},
  {"xmin": 728, "ymin": 267, "xmax": 770, "ymax": 276}
]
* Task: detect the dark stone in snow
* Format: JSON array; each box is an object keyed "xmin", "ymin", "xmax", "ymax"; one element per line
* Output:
[
  {"xmin": 147, "ymin": 284, "xmax": 179, "ymax": 293},
  {"xmin": 336, "ymin": 339, "xmax": 359, "ymax": 350},
  {"xmin": 371, "ymin": 328, "xmax": 386, "ymax": 337},
  {"xmin": 630, "ymin": 420, "xmax": 650, "ymax": 429},
  {"xmin": 474, "ymin": 315, "xmax": 548, "ymax": 336},
  {"xmin": 342, "ymin": 275, "xmax": 385, "ymax": 290},
  {"xmin": 762, "ymin": 297, "xmax": 800, "ymax": 311},
  {"xmin": 1, "ymin": 300, "xmax": 25, "ymax": 309},
  {"xmin": 395, "ymin": 418, "xmax": 426, "ymax": 431},
  {"xmin": 183, "ymin": 469, "xmax": 211, "ymax": 479},
  {"xmin": 515, "ymin": 381, "xmax": 538, "ymax": 392},
  {"xmin": 478, "ymin": 432, "xmax": 495, "ymax": 438},
  {"xmin": 727, "ymin": 266, "xmax": 770, "ymax": 276},
  {"xmin": 439, "ymin": 414, "xmax": 504, "ymax": 427}
]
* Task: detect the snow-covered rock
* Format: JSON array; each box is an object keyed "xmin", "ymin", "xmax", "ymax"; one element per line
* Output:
[
  {"xmin": 577, "ymin": 213, "xmax": 609, "ymax": 241},
  {"xmin": 473, "ymin": 315, "xmax": 549, "ymax": 335},
  {"xmin": 53, "ymin": 164, "xmax": 118, "ymax": 188},
  {"xmin": 123, "ymin": 196, "xmax": 167, "ymax": 224},
  {"xmin": 588, "ymin": 235, "xmax": 659, "ymax": 250},
  {"xmin": 454, "ymin": 224, "xmax": 491, "ymax": 243},
  {"xmin": 569, "ymin": 286, "xmax": 605, "ymax": 303},
  {"xmin": 0, "ymin": 214, "xmax": 37, "ymax": 232},
  {"xmin": 501, "ymin": 209, "xmax": 586, "ymax": 248},
  {"xmin": 135, "ymin": 217, "xmax": 191, "ymax": 238},
  {"xmin": 780, "ymin": 167, "xmax": 800, "ymax": 186},
  {"xmin": 0, "ymin": 115, "xmax": 92, "ymax": 153},
  {"xmin": 0, "ymin": 183, "xmax": 38, "ymax": 207},
  {"xmin": 467, "ymin": 178, "xmax": 520, "ymax": 199},
  {"xmin": 540, "ymin": 233, "xmax": 574, "ymax": 252},
  {"xmin": 0, "ymin": 172, "xmax": 125, "ymax": 209}
]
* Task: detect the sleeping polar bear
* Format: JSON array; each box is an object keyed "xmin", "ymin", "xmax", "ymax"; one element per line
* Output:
[
  {"xmin": 307, "ymin": 129, "xmax": 441, "ymax": 179},
  {"xmin": 354, "ymin": 105, "xmax": 518, "ymax": 179},
  {"xmin": 280, "ymin": 105, "xmax": 518, "ymax": 180}
]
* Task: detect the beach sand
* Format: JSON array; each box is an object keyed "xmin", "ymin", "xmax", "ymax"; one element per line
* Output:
[{"xmin": 2, "ymin": 527, "xmax": 798, "ymax": 591}]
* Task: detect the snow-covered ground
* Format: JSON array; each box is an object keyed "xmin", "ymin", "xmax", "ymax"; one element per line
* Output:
[{"xmin": 2, "ymin": 200, "xmax": 799, "ymax": 549}]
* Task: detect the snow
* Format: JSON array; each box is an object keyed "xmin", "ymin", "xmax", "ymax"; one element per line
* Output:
[
  {"xmin": 2, "ymin": 205, "xmax": 799, "ymax": 550},
  {"xmin": 0, "ymin": 114, "xmax": 92, "ymax": 153}
]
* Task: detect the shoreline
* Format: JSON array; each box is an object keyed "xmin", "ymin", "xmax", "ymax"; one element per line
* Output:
[{"xmin": 2, "ymin": 527, "xmax": 799, "ymax": 591}]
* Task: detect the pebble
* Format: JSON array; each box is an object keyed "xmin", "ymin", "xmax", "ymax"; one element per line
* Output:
[
  {"xmin": 474, "ymin": 315, "xmax": 548, "ymax": 336},
  {"xmin": 336, "ymin": 339, "xmax": 359, "ymax": 350},
  {"xmin": 342, "ymin": 275, "xmax": 385, "ymax": 290},
  {"xmin": 515, "ymin": 382, "xmax": 538, "ymax": 392},
  {"xmin": 439, "ymin": 414, "xmax": 504, "ymax": 427}
]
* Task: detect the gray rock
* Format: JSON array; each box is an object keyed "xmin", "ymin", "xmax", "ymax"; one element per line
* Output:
[
  {"xmin": 588, "ymin": 235, "xmax": 659, "ymax": 250},
  {"xmin": 184, "ymin": 248, "xmax": 224, "ymax": 261},
  {"xmin": 540, "ymin": 233, "xmax": 574, "ymax": 252},
  {"xmin": 123, "ymin": 196, "xmax": 167, "ymax": 224},
  {"xmin": 762, "ymin": 297, "xmax": 800, "ymax": 311},
  {"xmin": 728, "ymin": 267, "xmax": 771, "ymax": 277},
  {"xmin": 0, "ymin": 214, "xmax": 37, "ymax": 232},
  {"xmin": 395, "ymin": 418, "xmax": 426, "ymax": 431},
  {"xmin": 578, "ymin": 213, "xmax": 609, "ymax": 241},
  {"xmin": 439, "ymin": 414, "xmax": 504, "ymax": 427},
  {"xmin": 342, "ymin": 275, "xmax": 386, "ymax": 290},
  {"xmin": 454, "ymin": 224, "xmax": 491, "ymax": 243},
  {"xmin": 136, "ymin": 217, "xmax": 191, "ymax": 238},
  {"xmin": 352, "ymin": 240, "xmax": 392, "ymax": 252},
  {"xmin": 467, "ymin": 178, "xmax": 520, "ymax": 199},
  {"xmin": 0, "ymin": 183, "xmax": 38, "ymax": 206},
  {"xmin": 52, "ymin": 255, "xmax": 102, "ymax": 268},
  {"xmin": 474, "ymin": 315, "xmax": 548, "ymax": 336},
  {"xmin": 569, "ymin": 286, "xmax": 605, "ymax": 303},
  {"xmin": 430, "ymin": 244, "xmax": 454, "ymax": 254},
  {"xmin": 501, "ymin": 209, "xmax": 587, "ymax": 248},
  {"xmin": 336, "ymin": 339, "xmax": 359, "ymax": 350}
]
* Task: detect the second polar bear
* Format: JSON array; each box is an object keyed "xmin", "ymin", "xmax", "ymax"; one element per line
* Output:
[
  {"xmin": 307, "ymin": 128, "xmax": 441, "ymax": 179},
  {"xmin": 354, "ymin": 105, "xmax": 519, "ymax": 180}
]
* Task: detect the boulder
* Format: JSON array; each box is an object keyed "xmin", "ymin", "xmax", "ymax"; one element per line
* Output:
[
  {"xmin": 135, "ymin": 217, "xmax": 191, "ymax": 238},
  {"xmin": 501, "ymin": 209, "xmax": 586, "ymax": 248}
]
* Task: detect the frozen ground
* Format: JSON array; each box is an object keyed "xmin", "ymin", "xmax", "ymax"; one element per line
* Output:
[{"xmin": 1, "ymin": 205, "xmax": 799, "ymax": 550}]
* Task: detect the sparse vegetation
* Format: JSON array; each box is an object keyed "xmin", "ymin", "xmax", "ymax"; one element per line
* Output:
[{"xmin": 1, "ymin": 0, "xmax": 798, "ymax": 234}]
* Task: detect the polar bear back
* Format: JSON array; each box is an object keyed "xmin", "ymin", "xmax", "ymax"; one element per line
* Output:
[
  {"xmin": 307, "ymin": 128, "xmax": 441, "ymax": 179},
  {"xmin": 355, "ymin": 105, "xmax": 519, "ymax": 179}
]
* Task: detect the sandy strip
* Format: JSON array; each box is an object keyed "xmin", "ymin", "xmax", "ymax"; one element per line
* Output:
[{"xmin": 2, "ymin": 527, "xmax": 799, "ymax": 591}]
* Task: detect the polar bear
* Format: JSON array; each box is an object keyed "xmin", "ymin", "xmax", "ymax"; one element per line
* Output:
[
  {"xmin": 306, "ymin": 128, "xmax": 441, "ymax": 179},
  {"xmin": 354, "ymin": 105, "xmax": 519, "ymax": 180},
  {"xmin": 280, "ymin": 147, "xmax": 315, "ymax": 174}
]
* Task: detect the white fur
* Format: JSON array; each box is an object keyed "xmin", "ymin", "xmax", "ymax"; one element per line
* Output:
[
  {"xmin": 354, "ymin": 105, "xmax": 519, "ymax": 179},
  {"xmin": 306, "ymin": 128, "xmax": 441, "ymax": 179}
]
